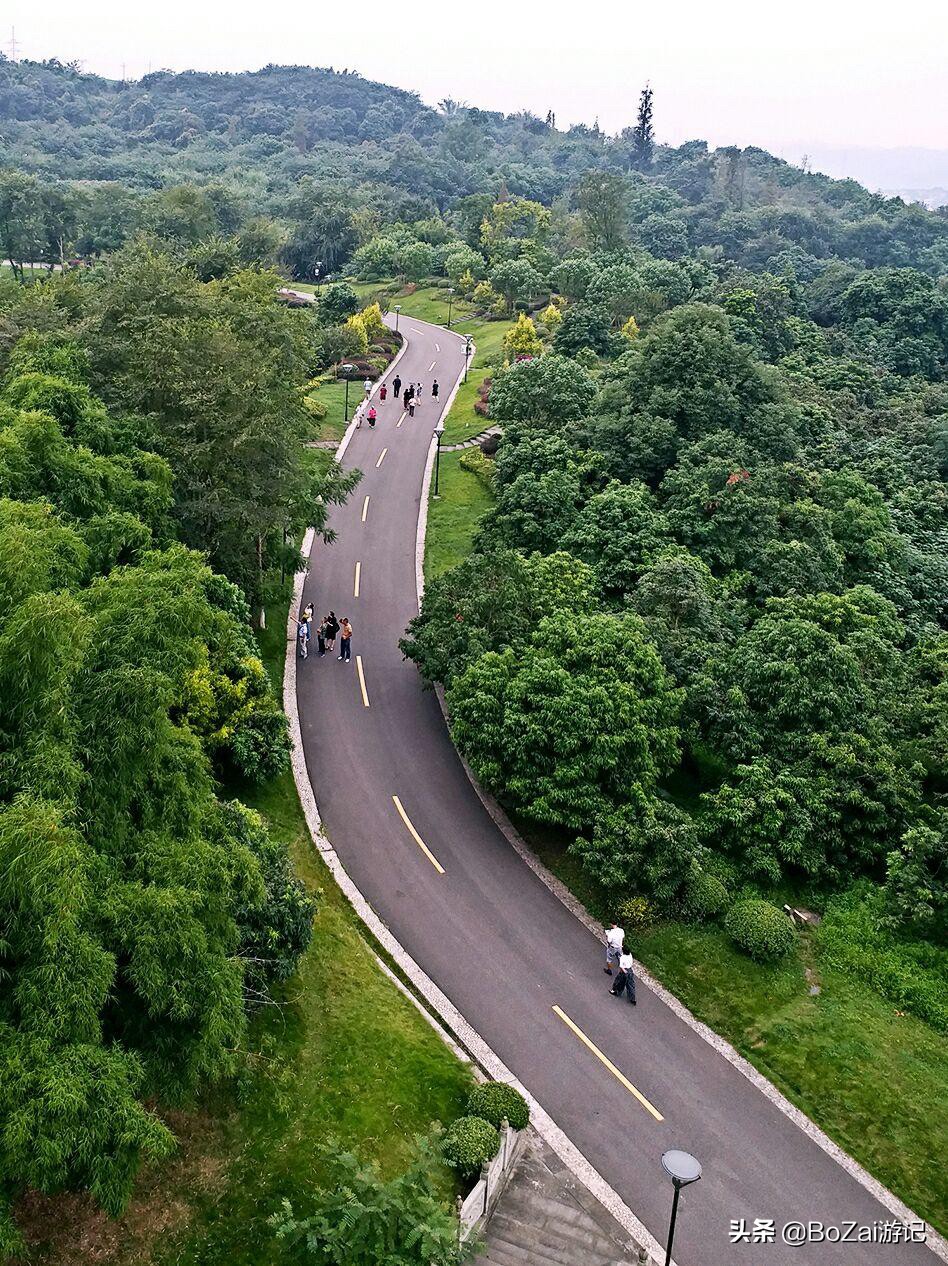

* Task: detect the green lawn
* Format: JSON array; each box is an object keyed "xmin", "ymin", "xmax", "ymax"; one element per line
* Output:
[
  {"xmin": 424, "ymin": 453, "xmax": 494, "ymax": 580},
  {"xmin": 526, "ymin": 833, "xmax": 948, "ymax": 1236},
  {"xmin": 21, "ymin": 588, "xmax": 472, "ymax": 1266},
  {"xmin": 441, "ymin": 317, "xmax": 514, "ymax": 444}
]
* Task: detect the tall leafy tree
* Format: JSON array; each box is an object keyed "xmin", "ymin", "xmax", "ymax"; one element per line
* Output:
[{"xmin": 630, "ymin": 84, "xmax": 655, "ymax": 171}]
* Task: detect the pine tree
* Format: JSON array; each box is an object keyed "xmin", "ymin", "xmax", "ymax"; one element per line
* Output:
[{"xmin": 631, "ymin": 83, "xmax": 655, "ymax": 171}]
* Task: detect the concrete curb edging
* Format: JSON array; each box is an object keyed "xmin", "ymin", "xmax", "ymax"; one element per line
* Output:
[{"xmin": 285, "ymin": 320, "xmax": 662, "ymax": 1264}]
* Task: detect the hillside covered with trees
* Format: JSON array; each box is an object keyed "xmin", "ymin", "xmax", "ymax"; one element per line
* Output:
[{"xmin": 1, "ymin": 50, "xmax": 947, "ymax": 1256}]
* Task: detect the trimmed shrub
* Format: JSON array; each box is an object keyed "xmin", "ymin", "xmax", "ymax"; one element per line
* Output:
[
  {"xmin": 467, "ymin": 1082, "xmax": 529, "ymax": 1131},
  {"xmin": 458, "ymin": 448, "xmax": 496, "ymax": 491},
  {"xmin": 441, "ymin": 1116, "xmax": 499, "ymax": 1178},
  {"xmin": 616, "ymin": 895, "xmax": 655, "ymax": 935},
  {"xmin": 680, "ymin": 870, "xmax": 729, "ymax": 923},
  {"xmin": 725, "ymin": 899, "xmax": 796, "ymax": 961},
  {"xmin": 480, "ymin": 432, "xmax": 500, "ymax": 456}
]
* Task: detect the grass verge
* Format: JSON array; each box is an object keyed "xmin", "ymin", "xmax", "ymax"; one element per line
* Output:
[
  {"xmin": 18, "ymin": 586, "xmax": 472, "ymax": 1266},
  {"xmin": 424, "ymin": 452, "xmax": 495, "ymax": 581}
]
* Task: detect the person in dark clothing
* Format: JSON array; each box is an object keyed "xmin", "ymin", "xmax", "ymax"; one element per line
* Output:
[
  {"xmin": 316, "ymin": 616, "xmax": 327, "ymax": 656},
  {"xmin": 393, "ymin": 375, "xmax": 402, "ymax": 397},
  {"xmin": 431, "ymin": 379, "xmax": 440, "ymax": 400},
  {"xmin": 402, "ymin": 388, "xmax": 410, "ymax": 410},
  {"xmin": 610, "ymin": 951, "xmax": 637, "ymax": 1005},
  {"xmin": 324, "ymin": 611, "xmax": 339, "ymax": 653}
]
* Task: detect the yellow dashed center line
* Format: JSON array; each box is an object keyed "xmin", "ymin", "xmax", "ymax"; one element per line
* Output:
[
  {"xmin": 356, "ymin": 655, "xmax": 370, "ymax": 707},
  {"xmin": 353, "ymin": 560, "xmax": 361, "ymax": 598},
  {"xmin": 361, "ymin": 495, "xmax": 370, "ymax": 523},
  {"xmin": 376, "ymin": 447, "xmax": 388, "ymax": 467},
  {"xmin": 392, "ymin": 795, "xmax": 445, "ymax": 874},
  {"xmin": 552, "ymin": 1005, "xmax": 664, "ymax": 1121}
]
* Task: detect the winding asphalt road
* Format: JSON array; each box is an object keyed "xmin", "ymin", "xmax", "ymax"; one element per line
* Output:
[{"xmin": 297, "ymin": 316, "xmax": 939, "ymax": 1265}]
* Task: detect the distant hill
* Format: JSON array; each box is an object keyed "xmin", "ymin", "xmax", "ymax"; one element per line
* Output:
[{"xmin": 1, "ymin": 56, "xmax": 946, "ymax": 277}]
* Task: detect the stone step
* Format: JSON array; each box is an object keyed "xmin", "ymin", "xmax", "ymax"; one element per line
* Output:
[{"xmin": 488, "ymin": 1209, "xmax": 626, "ymax": 1263}]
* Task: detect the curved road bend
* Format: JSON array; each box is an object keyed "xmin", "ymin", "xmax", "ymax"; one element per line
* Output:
[{"xmin": 298, "ymin": 316, "xmax": 937, "ymax": 1266}]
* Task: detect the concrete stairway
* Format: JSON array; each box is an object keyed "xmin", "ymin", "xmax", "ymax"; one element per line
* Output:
[{"xmin": 478, "ymin": 1134, "xmax": 644, "ymax": 1266}]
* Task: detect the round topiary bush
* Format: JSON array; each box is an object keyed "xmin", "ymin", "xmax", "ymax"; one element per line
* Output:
[
  {"xmin": 442, "ymin": 1116, "xmax": 500, "ymax": 1178},
  {"xmin": 616, "ymin": 895, "xmax": 655, "ymax": 935},
  {"xmin": 724, "ymin": 899, "xmax": 796, "ymax": 961},
  {"xmin": 467, "ymin": 1081, "xmax": 530, "ymax": 1131},
  {"xmin": 680, "ymin": 870, "xmax": 730, "ymax": 923}
]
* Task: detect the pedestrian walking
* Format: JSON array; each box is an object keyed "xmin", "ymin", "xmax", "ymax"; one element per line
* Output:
[
  {"xmin": 609, "ymin": 951, "xmax": 637, "ymax": 1005},
  {"xmin": 367, "ymin": 406, "xmax": 377, "ymax": 427},
  {"xmin": 363, "ymin": 377, "xmax": 372, "ymax": 398},
  {"xmin": 355, "ymin": 401, "xmax": 365, "ymax": 428},
  {"xmin": 303, "ymin": 602, "xmax": 314, "ymax": 623},
  {"xmin": 604, "ymin": 922, "xmax": 624, "ymax": 975},
  {"xmin": 297, "ymin": 616, "xmax": 310, "ymax": 660},
  {"xmin": 337, "ymin": 617, "xmax": 353, "ymax": 662},
  {"xmin": 408, "ymin": 396, "xmax": 416, "ymax": 418},
  {"xmin": 407, "ymin": 383, "xmax": 415, "ymax": 400},
  {"xmin": 380, "ymin": 383, "xmax": 388, "ymax": 402},
  {"xmin": 402, "ymin": 388, "xmax": 411, "ymax": 410},
  {"xmin": 316, "ymin": 615, "xmax": 327, "ymax": 656},
  {"xmin": 431, "ymin": 379, "xmax": 440, "ymax": 400},
  {"xmin": 324, "ymin": 611, "xmax": 339, "ymax": 652},
  {"xmin": 393, "ymin": 374, "xmax": 401, "ymax": 397}
]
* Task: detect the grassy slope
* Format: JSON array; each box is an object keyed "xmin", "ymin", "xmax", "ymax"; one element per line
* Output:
[
  {"xmin": 526, "ymin": 834, "xmax": 948, "ymax": 1234},
  {"xmin": 20, "ymin": 590, "xmax": 471, "ymax": 1266},
  {"xmin": 425, "ymin": 452, "xmax": 495, "ymax": 580}
]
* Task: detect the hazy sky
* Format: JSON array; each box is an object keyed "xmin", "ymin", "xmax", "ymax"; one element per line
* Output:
[{"xmin": 8, "ymin": 0, "xmax": 948, "ymax": 155}]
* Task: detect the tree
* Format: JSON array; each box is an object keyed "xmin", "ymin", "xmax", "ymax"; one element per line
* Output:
[
  {"xmin": 576, "ymin": 172, "xmax": 629, "ymax": 252},
  {"xmin": 572, "ymin": 798, "xmax": 703, "ymax": 903},
  {"xmin": 401, "ymin": 548, "xmax": 596, "ymax": 688},
  {"xmin": 0, "ymin": 170, "xmax": 44, "ymax": 280},
  {"xmin": 489, "ymin": 258, "xmax": 543, "ymax": 313},
  {"xmin": 502, "ymin": 313, "xmax": 543, "ymax": 359},
  {"xmin": 561, "ymin": 481, "xmax": 670, "ymax": 598},
  {"xmin": 630, "ymin": 84, "xmax": 655, "ymax": 171},
  {"xmin": 270, "ymin": 1136, "xmax": 471, "ymax": 1266},
  {"xmin": 446, "ymin": 614, "xmax": 682, "ymax": 830},
  {"xmin": 317, "ymin": 281, "xmax": 360, "ymax": 325},
  {"xmin": 488, "ymin": 354, "xmax": 593, "ymax": 426},
  {"xmin": 884, "ymin": 812, "xmax": 947, "ymax": 941}
]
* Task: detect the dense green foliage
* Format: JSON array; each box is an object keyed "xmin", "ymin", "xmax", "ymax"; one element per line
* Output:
[
  {"xmin": 0, "ymin": 265, "xmax": 332, "ymax": 1248},
  {"xmin": 270, "ymin": 1138, "xmax": 470, "ymax": 1265}
]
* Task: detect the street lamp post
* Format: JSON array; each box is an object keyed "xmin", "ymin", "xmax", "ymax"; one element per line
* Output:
[
  {"xmin": 433, "ymin": 420, "xmax": 445, "ymax": 497},
  {"xmin": 313, "ymin": 260, "xmax": 323, "ymax": 291},
  {"xmin": 661, "ymin": 1151, "xmax": 702, "ymax": 1266},
  {"xmin": 447, "ymin": 287, "xmax": 454, "ymax": 328},
  {"xmin": 393, "ymin": 304, "xmax": 402, "ymax": 334},
  {"xmin": 463, "ymin": 335, "xmax": 473, "ymax": 383},
  {"xmin": 340, "ymin": 363, "xmax": 356, "ymax": 422}
]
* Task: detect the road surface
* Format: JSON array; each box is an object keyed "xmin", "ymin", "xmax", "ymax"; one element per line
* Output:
[{"xmin": 297, "ymin": 315, "xmax": 938, "ymax": 1265}]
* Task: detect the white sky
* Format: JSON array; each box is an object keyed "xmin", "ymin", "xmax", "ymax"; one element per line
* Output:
[{"xmin": 10, "ymin": 0, "xmax": 948, "ymax": 152}]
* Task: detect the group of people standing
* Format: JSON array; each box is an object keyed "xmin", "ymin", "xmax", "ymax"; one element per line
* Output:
[
  {"xmin": 356, "ymin": 372, "xmax": 440, "ymax": 427},
  {"xmin": 297, "ymin": 604, "xmax": 352, "ymax": 663}
]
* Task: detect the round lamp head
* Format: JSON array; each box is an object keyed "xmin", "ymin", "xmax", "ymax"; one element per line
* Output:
[{"xmin": 662, "ymin": 1150, "xmax": 702, "ymax": 1187}]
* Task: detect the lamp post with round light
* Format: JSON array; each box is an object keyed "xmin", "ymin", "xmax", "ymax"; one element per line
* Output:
[
  {"xmin": 393, "ymin": 304, "xmax": 402, "ymax": 334},
  {"xmin": 661, "ymin": 1150, "xmax": 702, "ymax": 1266},
  {"xmin": 340, "ymin": 363, "xmax": 356, "ymax": 423},
  {"xmin": 447, "ymin": 287, "xmax": 455, "ymax": 328},
  {"xmin": 433, "ymin": 420, "xmax": 445, "ymax": 497},
  {"xmin": 463, "ymin": 334, "xmax": 473, "ymax": 383}
]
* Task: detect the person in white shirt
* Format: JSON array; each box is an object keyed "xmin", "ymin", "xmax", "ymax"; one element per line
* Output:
[
  {"xmin": 610, "ymin": 950, "xmax": 637, "ymax": 1005},
  {"xmin": 604, "ymin": 923, "xmax": 624, "ymax": 975},
  {"xmin": 363, "ymin": 378, "xmax": 372, "ymax": 397}
]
